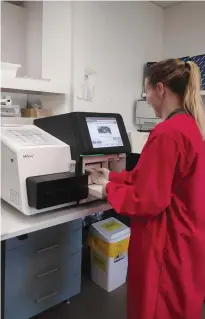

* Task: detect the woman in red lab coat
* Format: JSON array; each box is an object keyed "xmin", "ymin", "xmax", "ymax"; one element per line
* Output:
[{"xmin": 90, "ymin": 59, "xmax": 205, "ymax": 319}]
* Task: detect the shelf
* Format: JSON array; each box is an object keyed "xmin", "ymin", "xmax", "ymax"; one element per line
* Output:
[
  {"xmin": 142, "ymin": 91, "xmax": 205, "ymax": 98},
  {"xmin": 1, "ymin": 76, "xmax": 68, "ymax": 95},
  {"xmin": 1, "ymin": 117, "xmax": 34, "ymax": 126}
]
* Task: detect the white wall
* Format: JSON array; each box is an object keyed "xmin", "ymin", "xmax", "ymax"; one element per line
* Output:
[
  {"xmin": 1, "ymin": 1, "xmax": 27, "ymax": 75},
  {"xmin": 2, "ymin": 1, "xmax": 204, "ymax": 122},
  {"xmin": 72, "ymin": 1, "xmax": 164, "ymax": 131},
  {"xmin": 1, "ymin": 1, "xmax": 164, "ymax": 124},
  {"xmin": 42, "ymin": 1, "xmax": 72, "ymax": 87},
  {"xmin": 40, "ymin": 1, "xmax": 72, "ymax": 114},
  {"xmin": 163, "ymin": 1, "xmax": 205, "ymax": 106},
  {"xmin": 25, "ymin": 1, "xmax": 43, "ymax": 78},
  {"xmin": 164, "ymin": 1, "xmax": 205, "ymax": 58},
  {"xmin": 1, "ymin": 1, "xmax": 72, "ymax": 115}
]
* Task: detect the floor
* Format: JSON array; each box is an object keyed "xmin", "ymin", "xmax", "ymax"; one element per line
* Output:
[
  {"xmin": 34, "ymin": 278, "xmax": 127, "ymax": 319},
  {"xmin": 34, "ymin": 230, "xmax": 205, "ymax": 319},
  {"xmin": 34, "ymin": 277, "xmax": 205, "ymax": 319}
]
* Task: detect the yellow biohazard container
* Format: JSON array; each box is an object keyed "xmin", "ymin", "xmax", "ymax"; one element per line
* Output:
[{"xmin": 89, "ymin": 217, "xmax": 130, "ymax": 292}]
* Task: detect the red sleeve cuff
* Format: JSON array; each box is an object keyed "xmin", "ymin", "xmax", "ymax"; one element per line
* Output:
[
  {"xmin": 109, "ymin": 171, "xmax": 122, "ymax": 183},
  {"xmin": 105, "ymin": 181, "xmax": 113, "ymax": 194}
]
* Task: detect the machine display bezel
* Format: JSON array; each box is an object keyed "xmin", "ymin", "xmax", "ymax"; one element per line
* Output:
[{"xmin": 75, "ymin": 112, "xmax": 131, "ymax": 155}]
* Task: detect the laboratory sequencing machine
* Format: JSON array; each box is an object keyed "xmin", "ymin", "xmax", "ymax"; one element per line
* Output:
[{"xmin": 1, "ymin": 112, "xmax": 131, "ymax": 215}]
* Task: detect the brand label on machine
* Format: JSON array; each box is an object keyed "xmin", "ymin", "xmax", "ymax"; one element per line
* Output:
[{"xmin": 23, "ymin": 154, "xmax": 34, "ymax": 159}]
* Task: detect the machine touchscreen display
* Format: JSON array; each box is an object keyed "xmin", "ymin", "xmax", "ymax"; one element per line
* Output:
[{"xmin": 86, "ymin": 117, "xmax": 123, "ymax": 149}]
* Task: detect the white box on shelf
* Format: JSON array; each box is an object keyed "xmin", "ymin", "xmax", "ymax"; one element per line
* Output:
[{"xmin": 1, "ymin": 62, "xmax": 21, "ymax": 78}]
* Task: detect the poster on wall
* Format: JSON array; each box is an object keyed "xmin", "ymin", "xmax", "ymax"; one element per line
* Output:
[
  {"xmin": 77, "ymin": 68, "xmax": 96, "ymax": 102},
  {"xmin": 191, "ymin": 54, "xmax": 205, "ymax": 90}
]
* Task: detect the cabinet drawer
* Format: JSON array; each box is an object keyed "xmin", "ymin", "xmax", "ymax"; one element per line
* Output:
[
  {"xmin": 32, "ymin": 251, "xmax": 81, "ymax": 297},
  {"xmin": 33, "ymin": 274, "xmax": 81, "ymax": 317},
  {"xmin": 30, "ymin": 248, "xmax": 82, "ymax": 284},
  {"xmin": 5, "ymin": 275, "xmax": 81, "ymax": 319},
  {"xmin": 5, "ymin": 248, "xmax": 82, "ymax": 319},
  {"xmin": 5, "ymin": 245, "xmax": 82, "ymax": 287},
  {"xmin": 6, "ymin": 218, "xmax": 82, "ymax": 252}
]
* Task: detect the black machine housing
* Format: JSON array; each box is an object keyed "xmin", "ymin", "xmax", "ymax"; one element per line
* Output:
[
  {"xmin": 34, "ymin": 112, "xmax": 131, "ymax": 175},
  {"xmin": 26, "ymin": 172, "xmax": 88, "ymax": 209}
]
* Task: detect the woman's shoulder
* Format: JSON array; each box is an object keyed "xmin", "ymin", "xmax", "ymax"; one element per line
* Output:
[{"xmin": 151, "ymin": 114, "xmax": 203, "ymax": 152}]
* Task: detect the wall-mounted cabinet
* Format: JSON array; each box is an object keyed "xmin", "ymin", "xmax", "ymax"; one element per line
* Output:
[
  {"xmin": 1, "ymin": 76, "xmax": 68, "ymax": 95},
  {"xmin": 1, "ymin": 1, "xmax": 72, "ymax": 95}
]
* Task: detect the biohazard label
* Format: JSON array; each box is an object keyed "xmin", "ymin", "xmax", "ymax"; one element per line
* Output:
[
  {"xmin": 93, "ymin": 252, "xmax": 106, "ymax": 272},
  {"xmin": 101, "ymin": 220, "xmax": 122, "ymax": 232},
  {"xmin": 114, "ymin": 253, "xmax": 125, "ymax": 263}
]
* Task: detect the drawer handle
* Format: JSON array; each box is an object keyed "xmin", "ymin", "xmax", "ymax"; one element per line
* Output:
[
  {"xmin": 37, "ymin": 244, "xmax": 59, "ymax": 253},
  {"xmin": 36, "ymin": 291, "xmax": 58, "ymax": 303},
  {"xmin": 71, "ymin": 251, "xmax": 80, "ymax": 256},
  {"xmin": 73, "ymin": 228, "xmax": 81, "ymax": 232},
  {"xmin": 17, "ymin": 234, "xmax": 28, "ymax": 241},
  {"xmin": 37, "ymin": 268, "xmax": 60, "ymax": 279}
]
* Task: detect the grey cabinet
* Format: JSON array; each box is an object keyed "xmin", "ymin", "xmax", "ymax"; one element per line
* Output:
[{"xmin": 5, "ymin": 219, "xmax": 82, "ymax": 319}]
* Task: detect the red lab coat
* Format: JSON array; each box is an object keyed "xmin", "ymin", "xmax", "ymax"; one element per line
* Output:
[{"xmin": 106, "ymin": 114, "xmax": 205, "ymax": 319}]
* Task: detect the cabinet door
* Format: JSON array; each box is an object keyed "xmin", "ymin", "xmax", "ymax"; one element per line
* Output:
[
  {"xmin": 5, "ymin": 220, "xmax": 83, "ymax": 319},
  {"xmin": 5, "ymin": 248, "xmax": 36, "ymax": 319},
  {"xmin": 42, "ymin": 1, "xmax": 71, "ymax": 90}
]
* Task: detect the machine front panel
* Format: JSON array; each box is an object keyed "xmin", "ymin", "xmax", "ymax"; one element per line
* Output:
[{"xmin": 26, "ymin": 172, "xmax": 88, "ymax": 209}]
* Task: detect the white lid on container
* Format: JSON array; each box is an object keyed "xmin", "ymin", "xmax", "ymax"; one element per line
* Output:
[{"xmin": 90, "ymin": 217, "xmax": 130, "ymax": 244}]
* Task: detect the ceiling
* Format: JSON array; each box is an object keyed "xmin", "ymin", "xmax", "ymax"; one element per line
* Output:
[
  {"xmin": 4, "ymin": 0, "xmax": 183, "ymax": 10},
  {"xmin": 5, "ymin": 1, "xmax": 182, "ymax": 9},
  {"xmin": 4, "ymin": 1, "xmax": 25, "ymax": 7},
  {"xmin": 152, "ymin": 1, "xmax": 183, "ymax": 8}
]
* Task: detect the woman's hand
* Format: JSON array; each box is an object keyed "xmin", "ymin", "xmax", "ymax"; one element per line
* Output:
[
  {"xmin": 88, "ymin": 168, "xmax": 110, "ymax": 185},
  {"xmin": 102, "ymin": 182, "xmax": 108, "ymax": 197}
]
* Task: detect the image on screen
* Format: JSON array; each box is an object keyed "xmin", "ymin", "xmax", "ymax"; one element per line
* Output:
[{"xmin": 86, "ymin": 117, "xmax": 123, "ymax": 148}]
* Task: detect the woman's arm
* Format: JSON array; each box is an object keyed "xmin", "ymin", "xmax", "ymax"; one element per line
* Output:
[
  {"xmin": 109, "ymin": 170, "xmax": 134, "ymax": 185},
  {"xmin": 106, "ymin": 134, "xmax": 179, "ymax": 218}
]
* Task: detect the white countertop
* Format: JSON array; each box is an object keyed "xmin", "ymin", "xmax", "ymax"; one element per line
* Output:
[{"xmin": 1, "ymin": 200, "xmax": 111, "ymax": 241}]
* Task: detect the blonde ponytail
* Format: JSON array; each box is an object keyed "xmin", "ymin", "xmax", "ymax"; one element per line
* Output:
[{"xmin": 184, "ymin": 61, "xmax": 205, "ymax": 140}]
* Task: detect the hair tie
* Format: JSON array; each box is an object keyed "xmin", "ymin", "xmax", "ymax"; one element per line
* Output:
[{"xmin": 185, "ymin": 61, "xmax": 190, "ymax": 70}]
